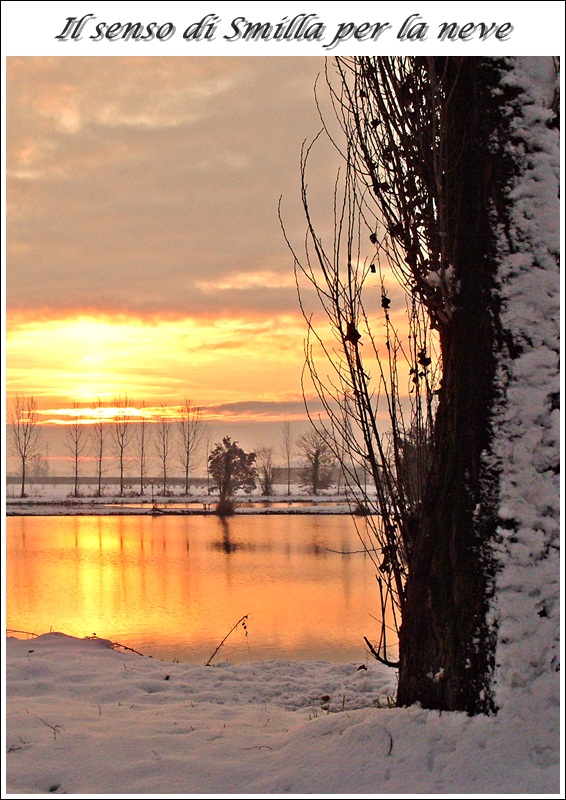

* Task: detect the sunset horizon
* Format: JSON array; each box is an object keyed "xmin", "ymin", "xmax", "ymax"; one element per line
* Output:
[
  {"xmin": 6, "ymin": 54, "xmax": 413, "ymax": 478},
  {"xmin": 6, "ymin": 57, "xmax": 341, "ymax": 441}
]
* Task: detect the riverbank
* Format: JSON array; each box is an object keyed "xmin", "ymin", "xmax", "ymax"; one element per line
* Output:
[
  {"xmin": 5, "ymin": 484, "xmax": 363, "ymax": 516},
  {"xmin": 5, "ymin": 497, "xmax": 357, "ymax": 516}
]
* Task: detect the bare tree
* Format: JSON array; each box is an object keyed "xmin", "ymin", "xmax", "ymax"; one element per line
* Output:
[
  {"xmin": 9, "ymin": 395, "xmax": 43, "ymax": 497},
  {"xmin": 135, "ymin": 402, "xmax": 151, "ymax": 496},
  {"xmin": 90, "ymin": 398, "xmax": 107, "ymax": 497},
  {"xmin": 285, "ymin": 56, "xmax": 559, "ymax": 714},
  {"xmin": 280, "ymin": 85, "xmax": 440, "ymax": 677},
  {"xmin": 256, "ymin": 446, "xmax": 276, "ymax": 496},
  {"xmin": 154, "ymin": 407, "xmax": 173, "ymax": 495},
  {"xmin": 29, "ymin": 443, "xmax": 50, "ymax": 478},
  {"xmin": 282, "ymin": 56, "xmax": 463, "ymax": 695},
  {"xmin": 296, "ymin": 430, "xmax": 335, "ymax": 496},
  {"xmin": 111, "ymin": 394, "xmax": 133, "ymax": 497},
  {"xmin": 203, "ymin": 424, "xmax": 214, "ymax": 494},
  {"xmin": 64, "ymin": 402, "xmax": 88, "ymax": 497},
  {"xmin": 178, "ymin": 399, "xmax": 203, "ymax": 495},
  {"xmin": 281, "ymin": 421, "xmax": 294, "ymax": 495}
]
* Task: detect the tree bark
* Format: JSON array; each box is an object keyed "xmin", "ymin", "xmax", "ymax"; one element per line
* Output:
[{"xmin": 396, "ymin": 59, "xmax": 512, "ymax": 713}]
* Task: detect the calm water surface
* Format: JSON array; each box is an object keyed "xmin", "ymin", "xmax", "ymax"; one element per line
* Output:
[{"xmin": 6, "ymin": 515, "xmax": 393, "ymax": 664}]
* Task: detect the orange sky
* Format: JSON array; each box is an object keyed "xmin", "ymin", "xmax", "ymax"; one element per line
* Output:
[
  {"xmin": 6, "ymin": 311, "xmax": 309, "ymax": 418},
  {"xmin": 6, "ymin": 57, "xmax": 342, "ymax": 425},
  {"xmin": 5, "ymin": 56, "xmax": 424, "ymax": 476}
]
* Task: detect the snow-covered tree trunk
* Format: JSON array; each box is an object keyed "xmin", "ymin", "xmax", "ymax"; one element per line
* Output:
[
  {"xmin": 292, "ymin": 56, "xmax": 559, "ymax": 714},
  {"xmin": 396, "ymin": 57, "xmax": 559, "ymax": 713},
  {"xmin": 397, "ymin": 58, "xmax": 504, "ymax": 713},
  {"xmin": 488, "ymin": 58, "xmax": 560, "ymax": 714}
]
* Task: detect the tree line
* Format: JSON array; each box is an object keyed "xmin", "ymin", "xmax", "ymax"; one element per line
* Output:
[{"xmin": 7, "ymin": 395, "xmax": 342, "ymax": 502}]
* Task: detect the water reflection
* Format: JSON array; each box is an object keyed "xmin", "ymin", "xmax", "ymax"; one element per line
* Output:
[
  {"xmin": 212, "ymin": 517, "xmax": 238, "ymax": 554},
  {"xmin": 6, "ymin": 515, "xmax": 397, "ymax": 664}
]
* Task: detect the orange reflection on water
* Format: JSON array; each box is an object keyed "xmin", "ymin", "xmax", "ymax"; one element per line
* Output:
[{"xmin": 6, "ymin": 515, "xmax": 397, "ymax": 664}]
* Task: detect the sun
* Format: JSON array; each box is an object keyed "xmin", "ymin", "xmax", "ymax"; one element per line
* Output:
[{"xmin": 5, "ymin": 311, "xmax": 308, "ymax": 421}]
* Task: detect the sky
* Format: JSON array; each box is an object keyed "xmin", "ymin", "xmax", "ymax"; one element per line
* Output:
[
  {"xmin": 6, "ymin": 5, "xmax": 560, "ymax": 472},
  {"xmin": 6, "ymin": 56, "xmax": 354, "ymax": 450}
]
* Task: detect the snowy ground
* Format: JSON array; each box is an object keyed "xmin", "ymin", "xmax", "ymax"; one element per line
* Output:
[
  {"xmin": 5, "ymin": 482, "xmax": 358, "ymax": 516},
  {"xmin": 3, "ymin": 632, "xmax": 561, "ymax": 797}
]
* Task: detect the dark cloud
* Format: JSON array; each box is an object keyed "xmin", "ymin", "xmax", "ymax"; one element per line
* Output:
[{"xmin": 204, "ymin": 398, "xmax": 317, "ymax": 419}]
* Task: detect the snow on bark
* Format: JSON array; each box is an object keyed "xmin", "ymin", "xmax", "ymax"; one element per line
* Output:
[{"xmin": 490, "ymin": 57, "xmax": 560, "ymax": 710}]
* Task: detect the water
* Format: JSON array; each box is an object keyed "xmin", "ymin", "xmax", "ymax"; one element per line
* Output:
[{"xmin": 6, "ymin": 515, "xmax": 394, "ymax": 665}]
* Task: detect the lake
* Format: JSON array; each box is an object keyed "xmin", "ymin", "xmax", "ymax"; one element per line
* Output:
[{"xmin": 6, "ymin": 514, "xmax": 396, "ymax": 665}]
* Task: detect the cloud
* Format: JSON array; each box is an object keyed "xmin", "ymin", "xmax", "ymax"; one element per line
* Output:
[
  {"xmin": 6, "ymin": 57, "xmax": 418, "ymax": 426},
  {"xmin": 203, "ymin": 397, "xmax": 314, "ymax": 421},
  {"xmin": 7, "ymin": 56, "xmax": 341, "ymax": 318},
  {"xmin": 196, "ymin": 270, "xmax": 296, "ymax": 293},
  {"xmin": 5, "ymin": 311, "xmax": 309, "ymax": 408}
]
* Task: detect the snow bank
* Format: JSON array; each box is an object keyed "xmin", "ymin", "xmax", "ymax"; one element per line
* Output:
[
  {"xmin": 490, "ymin": 57, "xmax": 561, "ymax": 714},
  {"xmin": 4, "ymin": 633, "xmax": 560, "ymax": 795}
]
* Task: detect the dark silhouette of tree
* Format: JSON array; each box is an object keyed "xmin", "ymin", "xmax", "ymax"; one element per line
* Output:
[
  {"xmin": 90, "ymin": 399, "xmax": 108, "ymax": 497},
  {"xmin": 285, "ymin": 56, "xmax": 559, "ymax": 714},
  {"xmin": 178, "ymin": 399, "xmax": 203, "ymax": 495},
  {"xmin": 29, "ymin": 444, "xmax": 50, "ymax": 478},
  {"xmin": 64, "ymin": 402, "xmax": 87, "ymax": 497},
  {"xmin": 111, "ymin": 394, "xmax": 133, "ymax": 497},
  {"xmin": 392, "ymin": 423, "xmax": 432, "ymax": 513},
  {"xmin": 9, "ymin": 395, "xmax": 43, "ymax": 497},
  {"xmin": 297, "ymin": 430, "xmax": 335, "ymax": 495},
  {"xmin": 256, "ymin": 446, "xmax": 275, "ymax": 496},
  {"xmin": 208, "ymin": 437, "xmax": 257, "ymax": 515},
  {"xmin": 203, "ymin": 425, "xmax": 214, "ymax": 495},
  {"xmin": 134, "ymin": 402, "xmax": 151, "ymax": 496},
  {"xmin": 281, "ymin": 421, "xmax": 294, "ymax": 495},
  {"xmin": 154, "ymin": 407, "xmax": 173, "ymax": 495}
]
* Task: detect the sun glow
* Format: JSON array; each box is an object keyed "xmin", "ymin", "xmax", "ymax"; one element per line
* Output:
[{"xmin": 6, "ymin": 313, "xmax": 308, "ymax": 422}]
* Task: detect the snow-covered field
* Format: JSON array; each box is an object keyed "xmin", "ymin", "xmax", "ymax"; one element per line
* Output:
[
  {"xmin": 4, "ymin": 469, "xmax": 562, "ymax": 799},
  {"xmin": 4, "ymin": 632, "xmax": 561, "ymax": 796}
]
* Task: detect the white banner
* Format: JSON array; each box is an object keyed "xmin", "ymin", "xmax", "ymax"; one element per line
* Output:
[{"xmin": 2, "ymin": 1, "xmax": 565, "ymax": 56}]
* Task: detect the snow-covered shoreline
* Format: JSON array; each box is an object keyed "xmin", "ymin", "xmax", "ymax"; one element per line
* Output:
[
  {"xmin": 6, "ymin": 505, "xmax": 353, "ymax": 517},
  {"xmin": 5, "ymin": 485, "xmax": 359, "ymax": 516},
  {"xmin": 5, "ymin": 498, "xmax": 355, "ymax": 517},
  {"xmin": 4, "ymin": 632, "xmax": 561, "ymax": 797}
]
